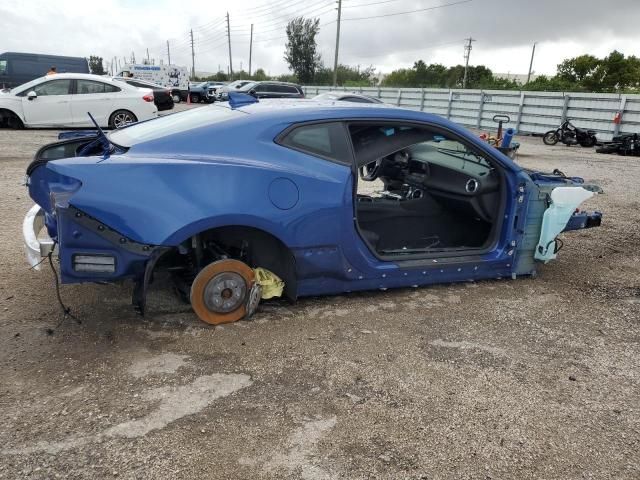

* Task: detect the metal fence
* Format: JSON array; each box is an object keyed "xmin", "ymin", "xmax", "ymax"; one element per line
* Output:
[{"xmin": 302, "ymin": 86, "xmax": 640, "ymax": 141}]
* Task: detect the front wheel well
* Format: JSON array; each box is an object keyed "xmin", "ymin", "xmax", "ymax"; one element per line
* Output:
[{"xmin": 0, "ymin": 108, "xmax": 24, "ymax": 128}]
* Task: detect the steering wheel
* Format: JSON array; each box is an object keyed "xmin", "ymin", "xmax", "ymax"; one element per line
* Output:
[{"xmin": 359, "ymin": 159, "xmax": 383, "ymax": 181}]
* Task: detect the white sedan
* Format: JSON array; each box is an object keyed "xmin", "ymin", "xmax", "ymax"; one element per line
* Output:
[{"xmin": 0, "ymin": 73, "xmax": 158, "ymax": 129}]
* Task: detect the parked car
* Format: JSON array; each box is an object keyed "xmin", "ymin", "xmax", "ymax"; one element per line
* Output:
[
  {"xmin": 187, "ymin": 81, "xmax": 225, "ymax": 103},
  {"xmin": 217, "ymin": 81, "xmax": 304, "ymax": 101},
  {"xmin": 0, "ymin": 73, "xmax": 157, "ymax": 129},
  {"xmin": 114, "ymin": 77, "xmax": 174, "ymax": 111},
  {"xmin": 313, "ymin": 91, "xmax": 383, "ymax": 104},
  {"xmin": 23, "ymin": 93, "xmax": 602, "ymax": 326},
  {"xmin": 214, "ymin": 79, "xmax": 254, "ymax": 101},
  {"xmin": 0, "ymin": 52, "xmax": 89, "ymax": 89}
]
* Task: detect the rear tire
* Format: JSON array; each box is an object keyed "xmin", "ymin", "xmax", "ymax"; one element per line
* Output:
[
  {"xmin": 190, "ymin": 93, "xmax": 200, "ymax": 103},
  {"xmin": 543, "ymin": 130, "xmax": 559, "ymax": 145},
  {"xmin": 108, "ymin": 110, "xmax": 137, "ymax": 129},
  {"xmin": 172, "ymin": 93, "xmax": 181, "ymax": 103}
]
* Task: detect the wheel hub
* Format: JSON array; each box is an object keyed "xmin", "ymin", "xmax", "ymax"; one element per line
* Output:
[
  {"xmin": 190, "ymin": 259, "xmax": 255, "ymax": 325},
  {"xmin": 203, "ymin": 272, "xmax": 246, "ymax": 313}
]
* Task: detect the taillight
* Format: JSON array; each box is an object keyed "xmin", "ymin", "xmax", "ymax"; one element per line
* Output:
[{"xmin": 143, "ymin": 93, "xmax": 154, "ymax": 102}]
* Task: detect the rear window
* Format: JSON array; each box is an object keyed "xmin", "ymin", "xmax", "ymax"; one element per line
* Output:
[
  {"xmin": 77, "ymin": 80, "xmax": 120, "ymax": 94},
  {"xmin": 109, "ymin": 105, "xmax": 243, "ymax": 147}
]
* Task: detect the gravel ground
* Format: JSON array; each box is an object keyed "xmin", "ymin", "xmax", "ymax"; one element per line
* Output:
[{"xmin": 0, "ymin": 115, "xmax": 638, "ymax": 479}]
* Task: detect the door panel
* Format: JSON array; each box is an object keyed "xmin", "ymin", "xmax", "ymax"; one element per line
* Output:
[
  {"xmin": 71, "ymin": 80, "xmax": 117, "ymax": 126},
  {"xmin": 21, "ymin": 79, "xmax": 73, "ymax": 127}
]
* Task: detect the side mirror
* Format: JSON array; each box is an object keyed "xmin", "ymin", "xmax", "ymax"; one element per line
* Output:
[
  {"xmin": 249, "ymin": 89, "xmax": 256, "ymax": 96},
  {"xmin": 27, "ymin": 91, "xmax": 37, "ymax": 101}
]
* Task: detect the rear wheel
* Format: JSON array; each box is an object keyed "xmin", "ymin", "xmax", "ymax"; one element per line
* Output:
[
  {"xmin": 543, "ymin": 130, "xmax": 559, "ymax": 145},
  {"xmin": 172, "ymin": 92, "xmax": 181, "ymax": 103},
  {"xmin": 190, "ymin": 259, "xmax": 256, "ymax": 325},
  {"xmin": 190, "ymin": 93, "xmax": 200, "ymax": 103},
  {"xmin": 108, "ymin": 110, "xmax": 137, "ymax": 129}
]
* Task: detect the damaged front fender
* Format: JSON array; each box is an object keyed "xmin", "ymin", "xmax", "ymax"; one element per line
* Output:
[{"xmin": 535, "ymin": 186, "xmax": 600, "ymax": 262}]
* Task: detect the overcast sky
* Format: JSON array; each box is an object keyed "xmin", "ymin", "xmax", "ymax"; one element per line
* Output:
[{"xmin": 2, "ymin": 0, "xmax": 640, "ymax": 78}]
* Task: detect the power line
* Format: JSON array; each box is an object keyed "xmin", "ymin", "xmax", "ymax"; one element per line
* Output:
[
  {"xmin": 342, "ymin": 0, "xmax": 407, "ymax": 8},
  {"xmin": 341, "ymin": 0, "xmax": 473, "ymax": 21}
]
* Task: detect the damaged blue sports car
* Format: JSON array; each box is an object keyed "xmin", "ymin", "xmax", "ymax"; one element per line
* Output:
[{"xmin": 23, "ymin": 93, "xmax": 602, "ymax": 324}]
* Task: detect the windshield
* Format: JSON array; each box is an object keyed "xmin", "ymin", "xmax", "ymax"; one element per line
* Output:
[
  {"xmin": 238, "ymin": 82, "xmax": 257, "ymax": 92},
  {"xmin": 227, "ymin": 80, "xmax": 251, "ymax": 89},
  {"xmin": 108, "ymin": 105, "xmax": 244, "ymax": 147}
]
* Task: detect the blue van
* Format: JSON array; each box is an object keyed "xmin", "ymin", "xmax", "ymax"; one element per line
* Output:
[{"xmin": 0, "ymin": 52, "xmax": 90, "ymax": 89}]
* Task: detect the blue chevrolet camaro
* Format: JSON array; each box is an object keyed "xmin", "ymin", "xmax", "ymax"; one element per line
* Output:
[{"xmin": 23, "ymin": 93, "xmax": 602, "ymax": 324}]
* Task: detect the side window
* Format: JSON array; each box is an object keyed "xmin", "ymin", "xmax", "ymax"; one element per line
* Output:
[
  {"xmin": 32, "ymin": 79, "xmax": 72, "ymax": 96},
  {"xmin": 284, "ymin": 86, "xmax": 299, "ymax": 94},
  {"xmin": 279, "ymin": 122, "xmax": 351, "ymax": 165},
  {"xmin": 105, "ymin": 84, "xmax": 121, "ymax": 93},
  {"xmin": 254, "ymin": 84, "xmax": 269, "ymax": 93},
  {"xmin": 76, "ymin": 80, "xmax": 107, "ymax": 94},
  {"xmin": 0, "ymin": 60, "xmax": 7, "ymax": 75}
]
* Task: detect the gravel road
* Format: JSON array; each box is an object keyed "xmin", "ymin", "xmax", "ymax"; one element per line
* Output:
[{"xmin": 0, "ymin": 120, "xmax": 638, "ymax": 479}]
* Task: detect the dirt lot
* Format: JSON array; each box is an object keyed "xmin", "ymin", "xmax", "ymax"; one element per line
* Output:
[{"xmin": 0, "ymin": 116, "xmax": 638, "ymax": 479}]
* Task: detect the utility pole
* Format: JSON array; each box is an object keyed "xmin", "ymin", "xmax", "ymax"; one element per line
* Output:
[
  {"xmin": 167, "ymin": 40, "xmax": 171, "ymax": 65},
  {"xmin": 190, "ymin": 29, "xmax": 195, "ymax": 79},
  {"xmin": 526, "ymin": 42, "xmax": 537, "ymax": 84},
  {"xmin": 146, "ymin": 48, "xmax": 150, "ymax": 63},
  {"xmin": 462, "ymin": 37, "xmax": 475, "ymax": 89},
  {"xmin": 332, "ymin": 0, "xmax": 342, "ymax": 86},
  {"xmin": 226, "ymin": 12, "xmax": 233, "ymax": 80},
  {"xmin": 249, "ymin": 23, "xmax": 253, "ymax": 77},
  {"xmin": 131, "ymin": 52, "xmax": 136, "ymax": 64}
]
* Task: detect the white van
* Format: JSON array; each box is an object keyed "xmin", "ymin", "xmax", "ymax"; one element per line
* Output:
[{"xmin": 117, "ymin": 64, "xmax": 189, "ymax": 102}]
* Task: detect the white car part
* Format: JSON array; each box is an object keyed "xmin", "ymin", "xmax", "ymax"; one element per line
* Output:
[
  {"xmin": 535, "ymin": 186, "xmax": 595, "ymax": 262},
  {"xmin": 23, "ymin": 204, "xmax": 55, "ymax": 270}
]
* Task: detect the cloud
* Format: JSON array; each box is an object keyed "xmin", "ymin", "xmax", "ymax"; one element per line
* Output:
[{"xmin": 2, "ymin": 0, "xmax": 640, "ymax": 77}]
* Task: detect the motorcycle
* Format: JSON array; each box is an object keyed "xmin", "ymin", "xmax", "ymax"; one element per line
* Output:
[{"xmin": 543, "ymin": 120, "xmax": 597, "ymax": 147}]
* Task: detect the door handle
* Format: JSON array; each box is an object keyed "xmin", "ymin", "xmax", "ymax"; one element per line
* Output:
[{"xmin": 56, "ymin": 100, "xmax": 69, "ymax": 104}]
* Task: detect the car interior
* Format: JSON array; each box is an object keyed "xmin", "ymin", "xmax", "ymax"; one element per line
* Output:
[{"xmin": 351, "ymin": 123, "xmax": 504, "ymax": 257}]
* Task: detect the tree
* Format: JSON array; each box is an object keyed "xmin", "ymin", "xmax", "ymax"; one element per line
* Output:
[
  {"xmin": 253, "ymin": 68, "xmax": 268, "ymax": 81},
  {"xmin": 284, "ymin": 17, "xmax": 321, "ymax": 84},
  {"xmin": 557, "ymin": 54, "xmax": 599, "ymax": 84},
  {"xmin": 88, "ymin": 55, "xmax": 105, "ymax": 75}
]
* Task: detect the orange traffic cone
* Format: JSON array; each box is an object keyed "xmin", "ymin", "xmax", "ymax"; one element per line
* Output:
[{"xmin": 187, "ymin": 93, "xmax": 191, "ymax": 105}]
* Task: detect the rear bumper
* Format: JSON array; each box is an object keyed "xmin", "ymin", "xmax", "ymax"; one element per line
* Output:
[{"xmin": 23, "ymin": 204, "xmax": 55, "ymax": 269}]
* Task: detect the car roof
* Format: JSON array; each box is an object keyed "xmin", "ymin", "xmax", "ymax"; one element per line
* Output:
[
  {"xmin": 32, "ymin": 73, "xmax": 112, "ymax": 81},
  {"xmin": 10, "ymin": 73, "xmax": 130, "ymax": 94},
  {"xmin": 253, "ymin": 81, "xmax": 301, "ymax": 86}
]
